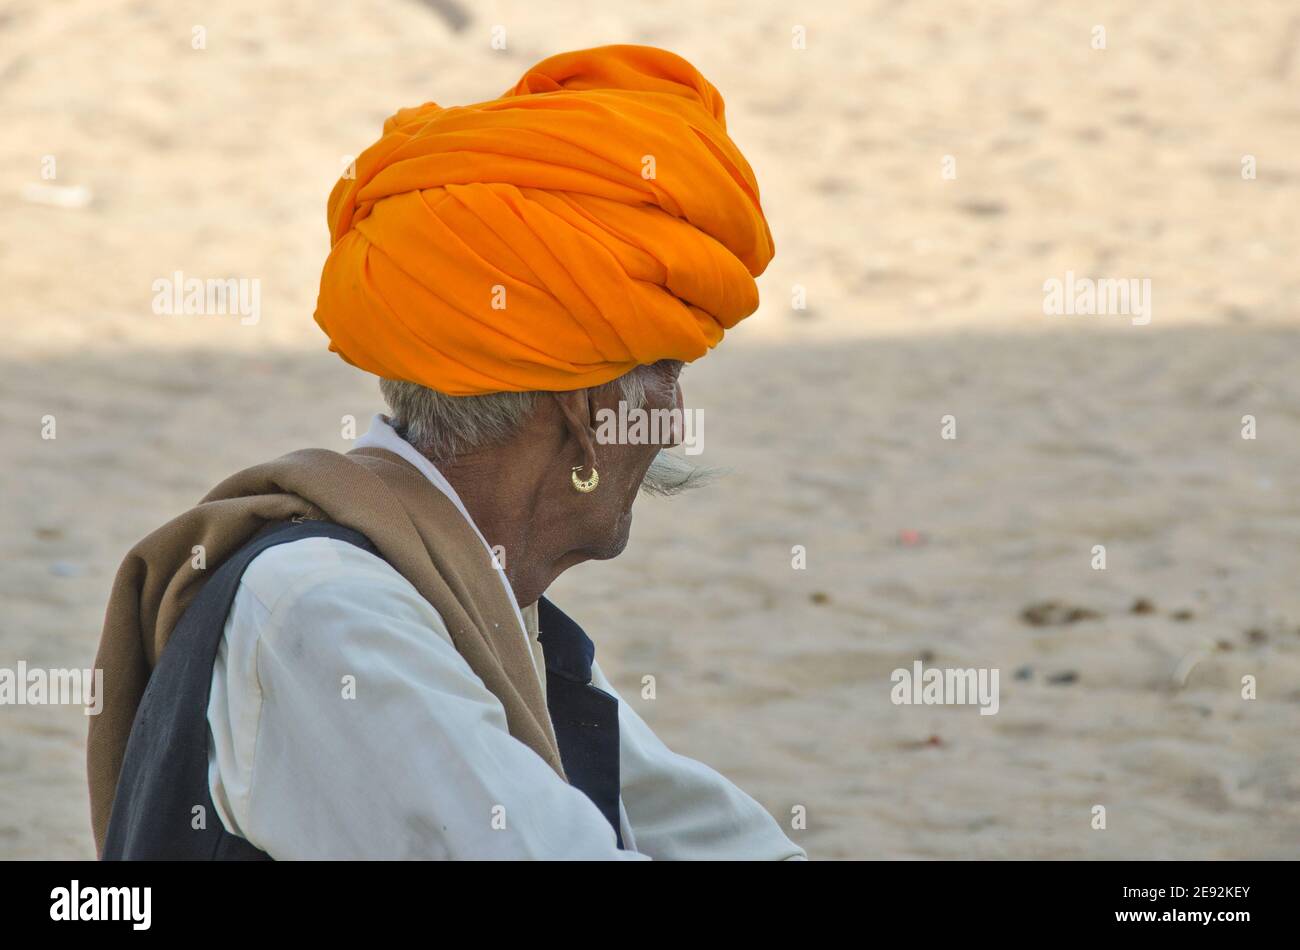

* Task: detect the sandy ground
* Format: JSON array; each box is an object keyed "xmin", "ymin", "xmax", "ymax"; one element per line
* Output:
[{"xmin": 2, "ymin": 0, "xmax": 1299, "ymax": 859}]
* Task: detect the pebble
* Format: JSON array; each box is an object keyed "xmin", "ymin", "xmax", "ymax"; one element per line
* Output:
[{"xmin": 1021, "ymin": 600, "xmax": 1101, "ymax": 627}]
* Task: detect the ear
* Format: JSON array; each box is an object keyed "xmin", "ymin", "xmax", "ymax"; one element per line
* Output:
[{"xmin": 551, "ymin": 389, "xmax": 598, "ymax": 473}]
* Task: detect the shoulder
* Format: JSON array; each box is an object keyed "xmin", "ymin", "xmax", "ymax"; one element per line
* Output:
[
  {"xmin": 237, "ymin": 535, "xmax": 395, "ymax": 606},
  {"xmin": 228, "ymin": 535, "xmax": 452, "ymax": 649},
  {"xmin": 235, "ymin": 535, "xmax": 420, "ymax": 611}
]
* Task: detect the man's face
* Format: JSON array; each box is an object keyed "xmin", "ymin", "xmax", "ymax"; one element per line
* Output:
[{"xmin": 576, "ymin": 360, "xmax": 684, "ymax": 561}]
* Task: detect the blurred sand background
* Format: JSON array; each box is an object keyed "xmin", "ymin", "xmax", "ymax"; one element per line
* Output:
[{"xmin": 2, "ymin": 0, "xmax": 1299, "ymax": 859}]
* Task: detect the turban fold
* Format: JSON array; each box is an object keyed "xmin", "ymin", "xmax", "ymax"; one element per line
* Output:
[{"xmin": 314, "ymin": 44, "xmax": 773, "ymax": 396}]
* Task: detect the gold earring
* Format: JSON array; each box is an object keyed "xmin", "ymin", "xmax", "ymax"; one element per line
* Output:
[{"xmin": 571, "ymin": 464, "xmax": 599, "ymax": 493}]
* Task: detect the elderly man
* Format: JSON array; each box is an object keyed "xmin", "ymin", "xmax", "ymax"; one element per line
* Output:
[{"xmin": 89, "ymin": 45, "xmax": 803, "ymax": 860}]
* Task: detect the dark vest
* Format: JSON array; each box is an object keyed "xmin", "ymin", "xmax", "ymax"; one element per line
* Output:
[{"xmin": 102, "ymin": 520, "xmax": 622, "ymax": 859}]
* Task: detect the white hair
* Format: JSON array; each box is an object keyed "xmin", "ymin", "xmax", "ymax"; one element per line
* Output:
[{"xmin": 379, "ymin": 363, "xmax": 713, "ymax": 495}]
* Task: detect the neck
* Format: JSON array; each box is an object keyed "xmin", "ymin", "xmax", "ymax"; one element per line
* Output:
[{"xmin": 434, "ymin": 445, "xmax": 579, "ymax": 608}]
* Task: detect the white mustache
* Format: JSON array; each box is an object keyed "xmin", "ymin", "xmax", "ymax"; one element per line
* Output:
[{"xmin": 639, "ymin": 450, "xmax": 720, "ymax": 496}]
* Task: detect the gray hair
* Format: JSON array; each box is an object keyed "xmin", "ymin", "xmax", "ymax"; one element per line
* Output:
[{"xmin": 379, "ymin": 364, "xmax": 713, "ymax": 495}]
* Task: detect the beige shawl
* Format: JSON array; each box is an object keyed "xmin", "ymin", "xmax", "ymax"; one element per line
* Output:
[{"xmin": 87, "ymin": 446, "xmax": 564, "ymax": 854}]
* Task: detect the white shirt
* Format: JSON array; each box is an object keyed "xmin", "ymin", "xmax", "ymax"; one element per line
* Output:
[{"xmin": 205, "ymin": 415, "xmax": 806, "ymax": 860}]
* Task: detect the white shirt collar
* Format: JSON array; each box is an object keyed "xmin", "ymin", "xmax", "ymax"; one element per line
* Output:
[
  {"xmin": 356, "ymin": 414, "xmax": 482, "ymax": 539},
  {"xmin": 354, "ymin": 413, "xmax": 532, "ymax": 650}
]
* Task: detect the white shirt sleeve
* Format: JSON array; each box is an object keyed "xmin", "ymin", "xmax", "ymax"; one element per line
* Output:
[
  {"xmin": 591, "ymin": 662, "xmax": 807, "ymax": 860},
  {"xmin": 206, "ymin": 537, "xmax": 646, "ymax": 860}
]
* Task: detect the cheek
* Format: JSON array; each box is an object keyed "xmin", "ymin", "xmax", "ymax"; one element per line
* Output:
[
  {"xmin": 603, "ymin": 442, "xmax": 657, "ymax": 501},
  {"xmin": 624, "ymin": 440, "xmax": 661, "ymax": 480}
]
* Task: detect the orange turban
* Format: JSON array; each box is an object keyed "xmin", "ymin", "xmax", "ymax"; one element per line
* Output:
[{"xmin": 314, "ymin": 45, "xmax": 773, "ymax": 396}]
